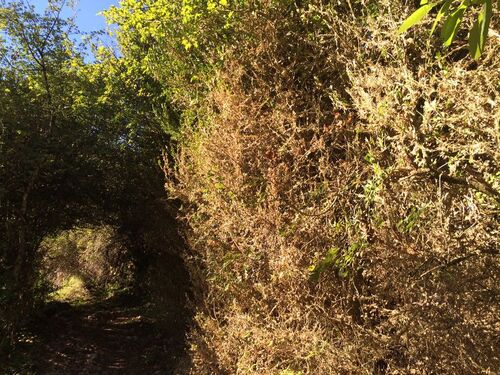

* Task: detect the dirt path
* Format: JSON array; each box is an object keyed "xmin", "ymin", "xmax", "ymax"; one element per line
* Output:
[{"xmin": 17, "ymin": 299, "xmax": 187, "ymax": 375}]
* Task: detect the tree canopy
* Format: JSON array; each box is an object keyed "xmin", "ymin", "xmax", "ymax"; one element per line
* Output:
[{"xmin": 0, "ymin": 0, "xmax": 168, "ymax": 351}]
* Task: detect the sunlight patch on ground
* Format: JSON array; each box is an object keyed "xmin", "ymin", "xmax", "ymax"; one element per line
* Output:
[{"xmin": 49, "ymin": 275, "xmax": 90, "ymax": 303}]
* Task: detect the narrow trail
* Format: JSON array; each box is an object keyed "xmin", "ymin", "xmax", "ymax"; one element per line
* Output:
[{"xmin": 21, "ymin": 298, "xmax": 187, "ymax": 375}]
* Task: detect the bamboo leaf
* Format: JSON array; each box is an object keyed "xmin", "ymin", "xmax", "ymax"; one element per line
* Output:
[
  {"xmin": 441, "ymin": 3, "xmax": 467, "ymax": 47},
  {"xmin": 468, "ymin": 0, "xmax": 492, "ymax": 59},
  {"xmin": 398, "ymin": 3, "xmax": 437, "ymax": 34},
  {"xmin": 429, "ymin": 0, "xmax": 453, "ymax": 37}
]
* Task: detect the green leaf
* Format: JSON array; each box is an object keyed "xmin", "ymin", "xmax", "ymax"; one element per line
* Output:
[
  {"xmin": 429, "ymin": 0, "xmax": 453, "ymax": 37},
  {"xmin": 468, "ymin": 0, "xmax": 492, "ymax": 59},
  {"xmin": 440, "ymin": 3, "xmax": 467, "ymax": 47},
  {"xmin": 0, "ymin": 8, "xmax": 9, "ymax": 29},
  {"xmin": 309, "ymin": 247, "xmax": 339, "ymax": 282},
  {"xmin": 398, "ymin": 3, "xmax": 437, "ymax": 34}
]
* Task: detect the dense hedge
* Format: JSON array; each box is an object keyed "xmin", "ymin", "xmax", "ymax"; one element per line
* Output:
[{"xmin": 108, "ymin": 0, "xmax": 499, "ymax": 373}]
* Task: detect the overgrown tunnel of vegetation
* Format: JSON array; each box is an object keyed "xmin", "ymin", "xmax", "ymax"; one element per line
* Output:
[
  {"xmin": 1, "ymin": 0, "xmax": 499, "ymax": 374},
  {"xmin": 0, "ymin": 0, "xmax": 191, "ymax": 373},
  {"xmin": 42, "ymin": 226, "xmax": 141, "ymax": 303},
  {"xmin": 17, "ymin": 224, "xmax": 190, "ymax": 374}
]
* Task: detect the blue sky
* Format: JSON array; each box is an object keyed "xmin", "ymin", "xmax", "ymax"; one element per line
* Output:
[{"xmin": 31, "ymin": 0, "xmax": 118, "ymax": 32}]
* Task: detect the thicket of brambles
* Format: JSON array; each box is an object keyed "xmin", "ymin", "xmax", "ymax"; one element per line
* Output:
[{"xmin": 1, "ymin": 0, "xmax": 498, "ymax": 373}]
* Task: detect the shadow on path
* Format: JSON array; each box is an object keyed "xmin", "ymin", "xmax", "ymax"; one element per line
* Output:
[{"xmin": 24, "ymin": 296, "xmax": 188, "ymax": 375}]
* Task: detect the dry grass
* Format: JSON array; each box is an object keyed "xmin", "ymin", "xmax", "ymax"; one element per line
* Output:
[{"xmin": 167, "ymin": 1, "xmax": 499, "ymax": 373}]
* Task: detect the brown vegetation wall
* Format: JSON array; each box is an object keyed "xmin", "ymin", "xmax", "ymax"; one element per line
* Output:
[{"xmin": 168, "ymin": 2, "xmax": 499, "ymax": 373}]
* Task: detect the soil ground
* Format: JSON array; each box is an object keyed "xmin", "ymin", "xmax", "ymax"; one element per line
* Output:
[{"xmin": 1, "ymin": 297, "xmax": 189, "ymax": 375}]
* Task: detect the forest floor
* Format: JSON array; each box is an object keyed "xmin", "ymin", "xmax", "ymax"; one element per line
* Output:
[{"xmin": 2, "ymin": 296, "xmax": 189, "ymax": 375}]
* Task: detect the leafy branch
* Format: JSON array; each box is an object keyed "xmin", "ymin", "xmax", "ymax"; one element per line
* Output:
[{"xmin": 399, "ymin": 0, "xmax": 496, "ymax": 59}]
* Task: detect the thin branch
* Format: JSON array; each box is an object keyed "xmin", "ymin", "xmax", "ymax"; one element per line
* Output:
[
  {"xmin": 419, "ymin": 253, "xmax": 478, "ymax": 279},
  {"xmin": 40, "ymin": 0, "xmax": 67, "ymax": 51}
]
